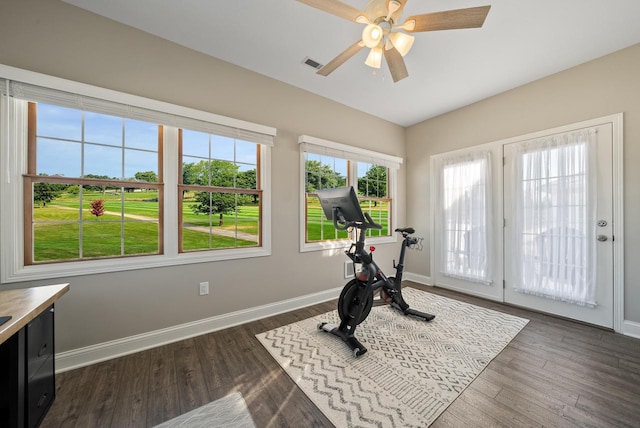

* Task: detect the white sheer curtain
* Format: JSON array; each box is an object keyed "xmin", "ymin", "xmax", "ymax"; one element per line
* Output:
[
  {"xmin": 439, "ymin": 151, "xmax": 493, "ymax": 284},
  {"xmin": 510, "ymin": 129, "xmax": 597, "ymax": 307}
]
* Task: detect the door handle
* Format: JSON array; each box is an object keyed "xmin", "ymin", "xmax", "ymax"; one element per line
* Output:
[{"xmin": 597, "ymin": 235, "xmax": 608, "ymax": 242}]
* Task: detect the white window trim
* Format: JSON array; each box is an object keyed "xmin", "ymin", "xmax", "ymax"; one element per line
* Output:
[
  {"xmin": 0, "ymin": 65, "xmax": 275, "ymax": 284},
  {"xmin": 0, "ymin": 65, "xmax": 275, "ymax": 139},
  {"xmin": 298, "ymin": 135, "xmax": 402, "ymax": 253}
]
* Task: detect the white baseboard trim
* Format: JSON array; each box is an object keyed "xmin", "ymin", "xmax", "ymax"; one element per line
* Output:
[
  {"xmin": 55, "ymin": 286, "xmax": 342, "ymax": 373},
  {"xmin": 403, "ymin": 272, "xmax": 432, "ymax": 286},
  {"xmin": 622, "ymin": 319, "xmax": 640, "ymax": 339}
]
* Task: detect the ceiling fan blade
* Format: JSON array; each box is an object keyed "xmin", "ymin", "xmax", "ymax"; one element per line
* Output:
[
  {"xmin": 404, "ymin": 5, "xmax": 491, "ymax": 32},
  {"xmin": 317, "ymin": 41, "xmax": 365, "ymax": 76},
  {"xmin": 383, "ymin": 46, "xmax": 408, "ymax": 83},
  {"xmin": 297, "ymin": 0, "xmax": 364, "ymax": 22}
]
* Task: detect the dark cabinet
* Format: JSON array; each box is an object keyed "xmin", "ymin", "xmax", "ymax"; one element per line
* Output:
[
  {"xmin": 0, "ymin": 305, "xmax": 56, "ymax": 428},
  {"xmin": 26, "ymin": 306, "xmax": 55, "ymax": 428},
  {"xmin": 26, "ymin": 354, "xmax": 54, "ymax": 428},
  {"xmin": 26, "ymin": 308, "xmax": 54, "ymax": 378}
]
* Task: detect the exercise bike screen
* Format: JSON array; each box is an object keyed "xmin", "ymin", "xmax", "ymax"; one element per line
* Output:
[{"xmin": 316, "ymin": 186, "xmax": 365, "ymax": 223}]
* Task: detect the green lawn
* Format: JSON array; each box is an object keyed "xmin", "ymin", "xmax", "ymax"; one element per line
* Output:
[
  {"xmin": 181, "ymin": 203, "xmax": 260, "ymax": 235},
  {"xmin": 53, "ymin": 190, "xmax": 260, "ymax": 234},
  {"xmin": 305, "ymin": 199, "xmax": 389, "ymax": 242},
  {"xmin": 33, "ymin": 212, "xmax": 161, "ymax": 261},
  {"xmin": 52, "ymin": 190, "xmax": 160, "ymax": 218},
  {"xmin": 31, "ymin": 191, "xmax": 389, "ymax": 262},
  {"xmin": 33, "ymin": 190, "xmax": 258, "ymax": 262},
  {"xmin": 182, "ymin": 228, "xmax": 257, "ymax": 252}
]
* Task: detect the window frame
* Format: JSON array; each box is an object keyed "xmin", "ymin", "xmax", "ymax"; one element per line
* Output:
[
  {"xmin": 0, "ymin": 65, "xmax": 275, "ymax": 283},
  {"xmin": 24, "ymin": 102, "xmax": 165, "ymax": 264},
  {"xmin": 298, "ymin": 135, "xmax": 401, "ymax": 253},
  {"xmin": 177, "ymin": 129, "xmax": 263, "ymax": 252}
]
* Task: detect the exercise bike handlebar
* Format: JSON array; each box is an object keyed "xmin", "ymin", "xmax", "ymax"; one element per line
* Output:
[
  {"xmin": 364, "ymin": 212, "xmax": 383, "ymax": 230},
  {"xmin": 332, "ymin": 208, "xmax": 382, "ymax": 231}
]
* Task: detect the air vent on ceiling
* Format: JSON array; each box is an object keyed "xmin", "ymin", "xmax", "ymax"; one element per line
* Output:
[{"xmin": 302, "ymin": 57, "xmax": 323, "ymax": 70}]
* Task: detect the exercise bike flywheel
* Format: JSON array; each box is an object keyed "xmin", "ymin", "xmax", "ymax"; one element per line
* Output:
[{"xmin": 338, "ymin": 279, "xmax": 373, "ymax": 324}]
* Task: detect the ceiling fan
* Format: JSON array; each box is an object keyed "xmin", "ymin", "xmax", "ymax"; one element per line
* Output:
[{"xmin": 298, "ymin": 0, "xmax": 491, "ymax": 82}]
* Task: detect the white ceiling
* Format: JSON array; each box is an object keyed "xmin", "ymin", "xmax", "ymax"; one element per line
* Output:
[{"xmin": 62, "ymin": 0, "xmax": 640, "ymax": 127}]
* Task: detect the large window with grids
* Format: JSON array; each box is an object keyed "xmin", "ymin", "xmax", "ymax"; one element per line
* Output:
[
  {"xmin": 299, "ymin": 135, "xmax": 401, "ymax": 252},
  {"xmin": 25, "ymin": 102, "xmax": 163, "ymax": 264},
  {"xmin": 0, "ymin": 67, "xmax": 275, "ymax": 283}
]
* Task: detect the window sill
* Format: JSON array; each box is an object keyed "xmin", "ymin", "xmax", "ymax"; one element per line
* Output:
[
  {"xmin": 299, "ymin": 235, "xmax": 396, "ymax": 253},
  {"xmin": 1, "ymin": 247, "xmax": 271, "ymax": 284}
]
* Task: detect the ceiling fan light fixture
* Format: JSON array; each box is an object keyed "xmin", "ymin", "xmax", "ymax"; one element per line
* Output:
[
  {"xmin": 365, "ymin": 45, "xmax": 383, "ymax": 68},
  {"xmin": 297, "ymin": 0, "xmax": 492, "ymax": 83},
  {"xmin": 362, "ymin": 23, "xmax": 384, "ymax": 48},
  {"xmin": 389, "ymin": 31, "xmax": 415, "ymax": 56}
]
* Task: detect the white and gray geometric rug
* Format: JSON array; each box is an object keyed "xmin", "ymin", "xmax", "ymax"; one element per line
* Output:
[
  {"xmin": 256, "ymin": 288, "xmax": 528, "ymax": 428},
  {"xmin": 154, "ymin": 392, "xmax": 256, "ymax": 428}
]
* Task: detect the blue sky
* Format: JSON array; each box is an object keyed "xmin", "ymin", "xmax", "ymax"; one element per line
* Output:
[{"xmin": 36, "ymin": 103, "xmax": 257, "ymax": 178}]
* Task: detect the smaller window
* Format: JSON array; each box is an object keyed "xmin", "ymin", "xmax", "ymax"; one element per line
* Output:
[
  {"xmin": 179, "ymin": 129, "xmax": 262, "ymax": 252},
  {"xmin": 299, "ymin": 135, "xmax": 402, "ymax": 252}
]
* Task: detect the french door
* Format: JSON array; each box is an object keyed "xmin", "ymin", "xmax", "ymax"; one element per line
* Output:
[
  {"xmin": 503, "ymin": 123, "xmax": 614, "ymax": 328},
  {"xmin": 431, "ymin": 116, "xmax": 620, "ymax": 329}
]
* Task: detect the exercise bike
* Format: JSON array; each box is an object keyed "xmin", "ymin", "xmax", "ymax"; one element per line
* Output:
[{"xmin": 316, "ymin": 187, "xmax": 435, "ymax": 357}]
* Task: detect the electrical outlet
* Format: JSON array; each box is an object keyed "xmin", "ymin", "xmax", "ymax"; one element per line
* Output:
[{"xmin": 199, "ymin": 281, "xmax": 209, "ymax": 296}]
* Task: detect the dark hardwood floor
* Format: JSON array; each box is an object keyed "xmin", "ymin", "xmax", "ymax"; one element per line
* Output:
[{"xmin": 41, "ymin": 284, "xmax": 640, "ymax": 427}]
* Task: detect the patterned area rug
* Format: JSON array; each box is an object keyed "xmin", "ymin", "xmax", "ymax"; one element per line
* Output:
[
  {"xmin": 154, "ymin": 392, "xmax": 256, "ymax": 428},
  {"xmin": 256, "ymin": 288, "xmax": 529, "ymax": 427}
]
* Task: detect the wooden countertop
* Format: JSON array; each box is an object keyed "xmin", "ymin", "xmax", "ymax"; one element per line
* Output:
[{"xmin": 0, "ymin": 283, "xmax": 69, "ymax": 345}]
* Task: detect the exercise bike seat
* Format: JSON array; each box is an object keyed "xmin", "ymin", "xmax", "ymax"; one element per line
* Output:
[{"xmin": 394, "ymin": 227, "xmax": 415, "ymax": 234}]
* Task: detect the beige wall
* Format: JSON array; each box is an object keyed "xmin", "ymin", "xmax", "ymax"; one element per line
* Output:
[
  {"xmin": 0, "ymin": 0, "xmax": 406, "ymax": 352},
  {"xmin": 406, "ymin": 43, "xmax": 640, "ymax": 324}
]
